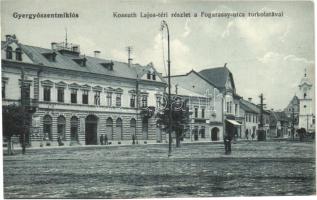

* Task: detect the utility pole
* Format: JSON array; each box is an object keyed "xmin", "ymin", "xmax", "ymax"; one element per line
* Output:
[
  {"xmin": 161, "ymin": 20, "xmax": 172, "ymax": 156},
  {"xmin": 258, "ymin": 93, "xmax": 266, "ymax": 141},
  {"xmin": 126, "ymin": 46, "xmax": 133, "ymax": 67},
  {"xmin": 20, "ymin": 67, "xmax": 26, "ymax": 154}
]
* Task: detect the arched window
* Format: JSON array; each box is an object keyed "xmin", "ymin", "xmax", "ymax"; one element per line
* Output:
[
  {"xmin": 43, "ymin": 115, "xmax": 52, "ymax": 141},
  {"xmin": 142, "ymin": 118, "xmax": 148, "ymax": 140},
  {"xmin": 6, "ymin": 46, "xmax": 12, "ymax": 59},
  {"xmin": 106, "ymin": 117, "xmax": 113, "ymax": 140},
  {"xmin": 57, "ymin": 116, "xmax": 66, "ymax": 140},
  {"xmin": 130, "ymin": 118, "xmax": 136, "ymax": 141},
  {"xmin": 116, "ymin": 118, "xmax": 123, "ymax": 140},
  {"xmin": 130, "ymin": 118, "xmax": 136, "ymax": 128},
  {"xmin": 70, "ymin": 116, "xmax": 79, "ymax": 141},
  {"xmin": 15, "ymin": 48, "xmax": 22, "ymax": 61}
]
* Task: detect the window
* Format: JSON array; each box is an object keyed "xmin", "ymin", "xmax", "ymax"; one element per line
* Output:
[
  {"xmin": 115, "ymin": 93, "xmax": 121, "ymax": 107},
  {"xmin": 57, "ymin": 87, "xmax": 64, "ymax": 103},
  {"xmin": 43, "ymin": 86, "xmax": 51, "ymax": 101},
  {"xmin": 6, "ymin": 46, "xmax": 12, "ymax": 59},
  {"xmin": 200, "ymin": 127, "xmax": 205, "ymax": 138},
  {"xmin": 194, "ymin": 107, "xmax": 198, "ymax": 118},
  {"xmin": 70, "ymin": 116, "xmax": 79, "ymax": 141},
  {"xmin": 156, "ymin": 96, "xmax": 161, "ymax": 108},
  {"xmin": 71, "ymin": 89, "xmax": 77, "ymax": 103},
  {"xmin": 106, "ymin": 92, "xmax": 112, "ymax": 107},
  {"xmin": 57, "ymin": 116, "xmax": 66, "ymax": 140},
  {"xmin": 43, "ymin": 115, "xmax": 52, "ymax": 141},
  {"xmin": 15, "ymin": 48, "xmax": 22, "ymax": 61},
  {"xmin": 94, "ymin": 91, "xmax": 100, "ymax": 106},
  {"xmin": 21, "ymin": 83, "xmax": 31, "ymax": 105},
  {"xmin": 141, "ymin": 95, "xmax": 147, "ymax": 108},
  {"xmin": 147, "ymin": 72, "xmax": 151, "ymax": 79},
  {"xmin": 2, "ymin": 81, "xmax": 5, "ymax": 99},
  {"xmin": 229, "ymin": 102, "xmax": 231, "ymax": 113},
  {"xmin": 201, "ymin": 108, "xmax": 205, "ymax": 118},
  {"xmin": 82, "ymin": 90, "xmax": 89, "ymax": 104},
  {"xmin": 152, "ymin": 74, "xmax": 156, "ymax": 80},
  {"xmin": 130, "ymin": 94, "xmax": 136, "ymax": 107},
  {"xmin": 235, "ymin": 104, "xmax": 238, "ymax": 115},
  {"xmin": 142, "ymin": 118, "xmax": 148, "ymax": 140}
]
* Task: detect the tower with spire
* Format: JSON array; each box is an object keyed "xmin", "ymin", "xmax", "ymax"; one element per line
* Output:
[{"xmin": 298, "ymin": 68, "xmax": 315, "ymax": 132}]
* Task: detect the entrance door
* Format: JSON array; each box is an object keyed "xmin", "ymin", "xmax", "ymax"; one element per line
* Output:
[
  {"xmin": 211, "ymin": 127, "xmax": 219, "ymax": 141},
  {"xmin": 85, "ymin": 115, "xmax": 98, "ymax": 145}
]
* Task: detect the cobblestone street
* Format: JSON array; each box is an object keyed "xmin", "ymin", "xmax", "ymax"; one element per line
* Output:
[{"xmin": 3, "ymin": 140, "xmax": 316, "ymax": 198}]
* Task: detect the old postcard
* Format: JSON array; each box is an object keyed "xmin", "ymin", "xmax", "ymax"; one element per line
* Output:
[{"xmin": 1, "ymin": 0, "xmax": 316, "ymax": 199}]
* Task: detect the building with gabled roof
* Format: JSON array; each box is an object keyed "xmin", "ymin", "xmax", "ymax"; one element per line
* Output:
[
  {"xmin": 2, "ymin": 34, "xmax": 167, "ymax": 147},
  {"xmin": 198, "ymin": 64, "xmax": 242, "ymax": 140},
  {"xmin": 269, "ymin": 110, "xmax": 290, "ymax": 138},
  {"xmin": 166, "ymin": 64, "xmax": 242, "ymax": 141}
]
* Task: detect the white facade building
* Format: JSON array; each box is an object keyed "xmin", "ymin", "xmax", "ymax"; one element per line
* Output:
[{"xmin": 298, "ymin": 70, "xmax": 315, "ymax": 132}]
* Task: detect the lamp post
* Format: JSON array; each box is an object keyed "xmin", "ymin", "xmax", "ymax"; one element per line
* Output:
[{"xmin": 161, "ymin": 20, "xmax": 172, "ymax": 156}]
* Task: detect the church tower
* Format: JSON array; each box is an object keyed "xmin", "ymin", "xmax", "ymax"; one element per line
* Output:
[{"xmin": 298, "ymin": 69, "xmax": 315, "ymax": 132}]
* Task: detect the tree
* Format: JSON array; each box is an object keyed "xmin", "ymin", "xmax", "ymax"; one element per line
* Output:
[
  {"xmin": 156, "ymin": 96, "xmax": 191, "ymax": 147},
  {"xmin": 2, "ymin": 104, "xmax": 31, "ymax": 155}
]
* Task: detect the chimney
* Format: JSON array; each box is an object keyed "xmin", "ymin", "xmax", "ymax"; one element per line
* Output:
[
  {"xmin": 94, "ymin": 50, "xmax": 101, "ymax": 58},
  {"xmin": 248, "ymin": 98, "xmax": 252, "ymax": 102},
  {"xmin": 51, "ymin": 42, "xmax": 57, "ymax": 50}
]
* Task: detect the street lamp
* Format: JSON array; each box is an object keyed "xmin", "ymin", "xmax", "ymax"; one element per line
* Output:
[{"xmin": 161, "ymin": 20, "xmax": 172, "ymax": 156}]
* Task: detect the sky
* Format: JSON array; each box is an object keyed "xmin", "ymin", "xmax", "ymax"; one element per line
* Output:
[{"xmin": 1, "ymin": 0, "xmax": 315, "ymax": 110}]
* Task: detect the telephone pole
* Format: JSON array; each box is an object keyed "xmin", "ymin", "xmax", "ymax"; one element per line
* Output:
[
  {"xmin": 126, "ymin": 46, "xmax": 133, "ymax": 67},
  {"xmin": 20, "ymin": 67, "xmax": 26, "ymax": 154},
  {"xmin": 161, "ymin": 20, "xmax": 172, "ymax": 156},
  {"xmin": 258, "ymin": 93, "xmax": 266, "ymax": 141}
]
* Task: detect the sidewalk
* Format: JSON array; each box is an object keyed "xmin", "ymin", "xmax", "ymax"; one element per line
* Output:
[{"xmin": 3, "ymin": 138, "xmax": 289, "ymax": 153}]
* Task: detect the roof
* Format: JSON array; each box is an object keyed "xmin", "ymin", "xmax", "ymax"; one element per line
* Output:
[
  {"xmin": 2, "ymin": 40, "xmax": 163, "ymax": 82},
  {"xmin": 240, "ymin": 99, "xmax": 260, "ymax": 114},
  {"xmin": 167, "ymin": 69, "xmax": 218, "ymax": 88},
  {"xmin": 199, "ymin": 66, "xmax": 232, "ymax": 89},
  {"xmin": 171, "ymin": 84, "xmax": 206, "ymax": 98},
  {"xmin": 271, "ymin": 111, "xmax": 289, "ymax": 122}
]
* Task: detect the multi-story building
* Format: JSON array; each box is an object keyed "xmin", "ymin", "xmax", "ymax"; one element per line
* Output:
[
  {"xmin": 239, "ymin": 98, "xmax": 271, "ymax": 140},
  {"xmin": 199, "ymin": 65, "xmax": 242, "ymax": 139},
  {"xmin": 240, "ymin": 98, "xmax": 259, "ymax": 140},
  {"xmin": 1, "ymin": 34, "xmax": 166, "ymax": 147},
  {"xmin": 168, "ymin": 64, "xmax": 242, "ymax": 141},
  {"xmin": 167, "ymin": 70, "xmax": 224, "ymax": 142}
]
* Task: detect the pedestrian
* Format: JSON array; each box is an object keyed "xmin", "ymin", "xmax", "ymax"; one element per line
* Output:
[
  {"xmin": 100, "ymin": 134, "xmax": 104, "ymax": 145},
  {"xmin": 224, "ymin": 135, "xmax": 231, "ymax": 155},
  {"xmin": 251, "ymin": 132, "xmax": 255, "ymax": 140},
  {"xmin": 104, "ymin": 134, "xmax": 108, "ymax": 145}
]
